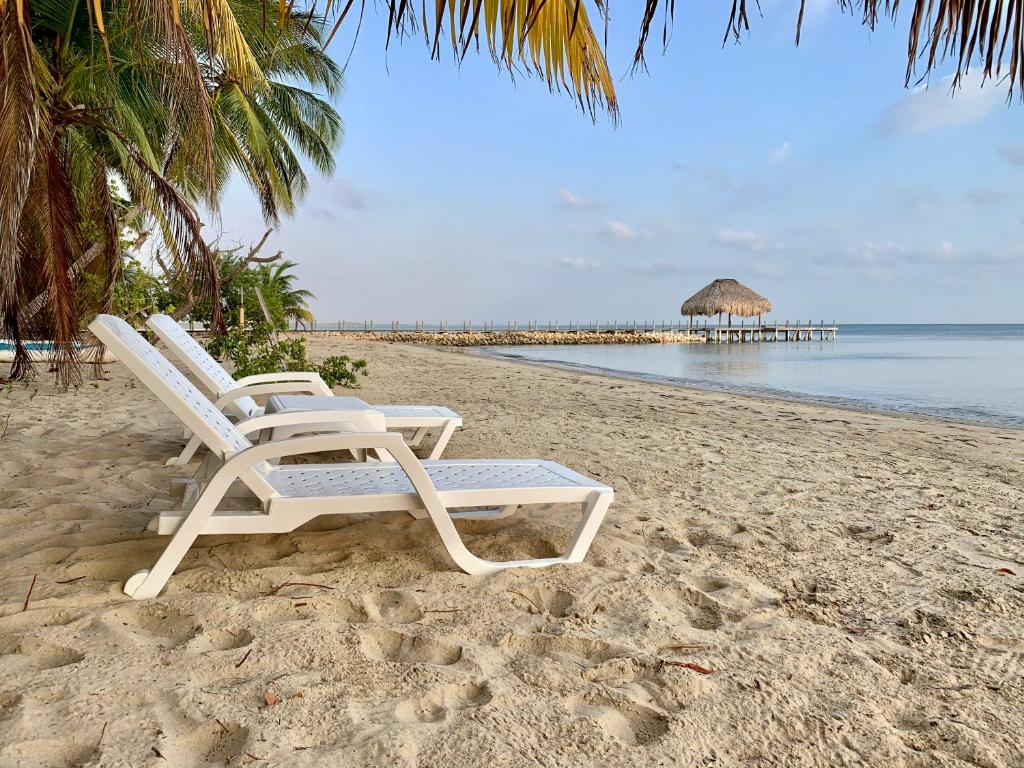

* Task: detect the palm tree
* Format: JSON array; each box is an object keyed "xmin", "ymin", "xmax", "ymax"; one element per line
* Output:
[
  {"xmin": 0, "ymin": 1, "xmax": 341, "ymax": 384},
  {"xmin": 262, "ymin": 260, "xmax": 316, "ymax": 330},
  {"xmin": 178, "ymin": 0, "xmax": 344, "ymax": 224}
]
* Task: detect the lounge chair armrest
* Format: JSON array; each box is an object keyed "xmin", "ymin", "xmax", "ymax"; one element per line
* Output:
[
  {"xmin": 224, "ymin": 431, "xmax": 408, "ymax": 470},
  {"xmin": 213, "ymin": 382, "xmax": 324, "ymax": 412},
  {"xmin": 238, "ymin": 409, "xmax": 386, "ymax": 437},
  {"xmin": 234, "ymin": 371, "xmax": 332, "ymax": 395}
]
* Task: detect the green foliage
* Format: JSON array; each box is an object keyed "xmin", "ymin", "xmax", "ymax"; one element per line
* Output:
[
  {"xmin": 111, "ymin": 257, "xmax": 175, "ymax": 319},
  {"xmin": 317, "ymin": 354, "xmax": 369, "ymax": 389},
  {"xmin": 206, "ymin": 323, "xmax": 368, "ymax": 388},
  {"xmin": 6, "ymin": 1, "xmax": 342, "ymax": 384},
  {"xmin": 185, "ymin": 254, "xmax": 315, "ymax": 332}
]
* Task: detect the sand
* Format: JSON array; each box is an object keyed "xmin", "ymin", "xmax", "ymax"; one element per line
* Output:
[{"xmin": 0, "ymin": 338, "xmax": 1022, "ymax": 767}]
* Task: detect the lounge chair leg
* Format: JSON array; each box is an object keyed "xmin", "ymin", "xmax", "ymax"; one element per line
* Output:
[
  {"xmin": 167, "ymin": 434, "xmax": 203, "ymax": 466},
  {"xmin": 124, "ymin": 474, "xmax": 229, "ymax": 599},
  {"xmin": 431, "ymin": 490, "xmax": 612, "ymax": 575},
  {"xmin": 427, "ymin": 421, "xmax": 458, "ymax": 460},
  {"xmin": 563, "ymin": 490, "xmax": 614, "ymax": 563},
  {"xmin": 407, "ymin": 427, "xmax": 429, "ymax": 447}
]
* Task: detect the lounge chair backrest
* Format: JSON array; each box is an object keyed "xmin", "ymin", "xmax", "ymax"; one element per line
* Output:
[
  {"xmin": 89, "ymin": 315, "xmax": 254, "ymax": 460},
  {"xmin": 146, "ymin": 314, "xmax": 257, "ymax": 416}
]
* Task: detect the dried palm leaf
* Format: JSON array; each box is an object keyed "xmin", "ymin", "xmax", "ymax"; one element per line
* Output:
[
  {"xmin": 17, "ymin": 134, "xmax": 86, "ymax": 387},
  {"xmin": 0, "ymin": 9, "xmax": 40, "ymax": 351},
  {"xmin": 106, "ymin": 129, "xmax": 224, "ymax": 331}
]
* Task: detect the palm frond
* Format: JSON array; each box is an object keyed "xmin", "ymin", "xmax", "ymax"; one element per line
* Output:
[
  {"xmin": 190, "ymin": 0, "xmax": 267, "ymax": 87},
  {"xmin": 264, "ymin": 81, "xmax": 341, "ymax": 174},
  {"xmin": 130, "ymin": 0, "xmax": 219, "ymax": 197},
  {"xmin": 635, "ymin": 0, "xmax": 1024, "ymax": 96},
  {"xmin": 385, "ymin": 0, "xmax": 619, "ymax": 121},
  {"xmin": 18, "ymin": 133, "xmax": 86, "ymax": 387},
  {"xmin": 0, "ymin": 9, "xmax": 40, "ymax": 339},
  {"xmin": 106, "ymin": 128, "xmax": 224, "ymax": 331}
]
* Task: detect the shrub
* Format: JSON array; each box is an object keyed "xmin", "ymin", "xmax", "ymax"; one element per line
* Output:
[
  {"xmin": 206, "ymin": 323, "xmax": 368, "ymax": 388},
  {"xmin": 317, "ymin": 354, "xmax": 369, "ymax": 388}
]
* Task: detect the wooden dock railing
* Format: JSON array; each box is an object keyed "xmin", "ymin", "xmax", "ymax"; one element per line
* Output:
[{"xmin": 306, "ymin": 320, "xmax": 838, "ymax": 343}]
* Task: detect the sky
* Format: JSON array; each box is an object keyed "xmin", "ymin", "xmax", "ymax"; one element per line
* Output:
[{"xmin": 213, "ymin": 2, "xmax": 1024, "ymax": 324}]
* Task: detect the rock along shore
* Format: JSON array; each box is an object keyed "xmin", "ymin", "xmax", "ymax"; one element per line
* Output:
[{"xmin": 303, "ymin": 330, "xmax": 702, "ymax": 346}]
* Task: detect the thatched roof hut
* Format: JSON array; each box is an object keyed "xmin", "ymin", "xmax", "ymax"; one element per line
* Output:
[{"xmin": 680, "ymin": 279, "xmax": 772, "ymax": 319}]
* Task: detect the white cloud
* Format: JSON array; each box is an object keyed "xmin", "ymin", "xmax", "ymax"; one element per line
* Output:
[
  {"xmin": 559, "ymin": 255, "xmax": 600, "ymax": 270},
  {"xmin": 716, "ymin": 229, "xmax": 772, "ymax": 251},
  {"xmin": 876, "ymin": 71, "xmax": 1004, "ymax": 136},
  {"xmin": 848, "ymin": 240, "xmax": 909, "ymax": 266},
  {"xmin": 559, "ymin": 188, "xmax": 599, "ymax": 209},
  {"xmin": 626, "ymin": 260, "xmax": 688, "ymax": 276},
  {"xmin": 604, "ymin": 220, "xmax": 637, "ymax": 240},
  {"xmin": 769, "ymin": 141, "xmax": 791, "ymax": 164}
]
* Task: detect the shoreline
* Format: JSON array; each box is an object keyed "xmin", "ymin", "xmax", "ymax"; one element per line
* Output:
[{"xmin": 467, "ymin": 345, "xmax": 1024, "ymax": 432}]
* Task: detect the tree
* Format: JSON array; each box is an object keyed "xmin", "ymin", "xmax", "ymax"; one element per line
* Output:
[
  {"xmin": 263, "ymin": 260, "xmax": 316, "ymax": 329},
  {"xmin": 0, "ymin": 0, "xmax": 341, "ymax": 384}
]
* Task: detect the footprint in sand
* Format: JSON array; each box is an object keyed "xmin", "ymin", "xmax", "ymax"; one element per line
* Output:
[
  {"xmin": 0, "ymin": 635, "xmax": 85, "ymax": 671},
  {"xmin": 0, "ymin": 737, "xmax": 98, "ymax": 768},
  {"xmin": 101, "ymin": 603, "xmax": 199, "ymax": 650},
  {"xmin": 509, "ymin": 587, "xmax": 575, "ymax": 617},
  {"xmin": 155, "ymin": 720, "xmax": 251, "ymax": 765},
  {"xmin": 572, "ymin": 693, "xmax": 670, "ymax": 747},
  {"xmin": 360, "ymin": 627, "xmax": 462, "ymax": 665},
  {"xmin": 394, "ymin": 680, "xmax": 492, "ymax": 724},
  {"xmin": 650, "ymin": 587, "xmax": 728, "ymax": 631},
  {"xmin": 363, "ymin": 590, "xmax": 423, "ymax": 623},
  {"xmin": 185, "ymin": 627, "xmax": 254, "ymax": 653},
  {"xmin": 333, "ymin": 596, "xmax": 370, "ymax": 623},
  {"xmin": 581, "ymin": 656, "xmax": 655, "ymax": 686},
  {"xmin": 500, "ymin": 633, "xmax": 625, "ymax": 666}
]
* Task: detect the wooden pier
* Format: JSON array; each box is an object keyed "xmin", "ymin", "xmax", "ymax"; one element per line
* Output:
[
  {"xmin": 691, "ymin": 320, "xmax": 838, "ymax": 344},
  {"xmin": 305, "ymin": 320, "xmax": 839, "ymax": 345}
]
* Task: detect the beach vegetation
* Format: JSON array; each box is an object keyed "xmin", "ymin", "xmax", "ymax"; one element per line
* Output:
[
  {"xmin": 206, "ymin": 322, "xmax": 368, "ymax": 388},
  {"xmin": 1, "ymin": 1, "xmax": 342, "ymax": 385}
]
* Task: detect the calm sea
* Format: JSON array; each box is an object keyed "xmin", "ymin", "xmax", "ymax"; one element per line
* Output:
[{"xmin": 482, "ymin": 325, "xmax": 1024, "ymax": 428}]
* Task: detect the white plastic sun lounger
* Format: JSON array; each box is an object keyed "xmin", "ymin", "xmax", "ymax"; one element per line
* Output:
[
  {"xmin": 145, "ymin": 313, "xmax": 462, "ymax": 461},
  {"xmin": 89, "ymin": 314, "xmax": 613, "ymax": 600}
]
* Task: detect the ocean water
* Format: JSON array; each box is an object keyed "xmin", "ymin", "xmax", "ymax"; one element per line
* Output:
[{"xmin": 482, "ymin": 325, "xmax": 1024, "ymax": 428}]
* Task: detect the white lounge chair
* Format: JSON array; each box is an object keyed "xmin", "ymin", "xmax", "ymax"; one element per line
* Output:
[
  {"xmin": 145, "ymin": 313, "xmax": 462, "ymax": 461},
  {"xmin": 89, "ymin": 314, "xmax": 614, "ymax": 600}
]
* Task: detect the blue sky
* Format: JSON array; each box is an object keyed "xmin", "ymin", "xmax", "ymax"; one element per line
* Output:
[{"xmin": 215, "ymin": 2, "xmax": 1024, "ymax": 324}]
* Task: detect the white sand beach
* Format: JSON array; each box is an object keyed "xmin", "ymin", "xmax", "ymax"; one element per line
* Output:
[{"xmin": 0, "ymin": 337, "xmax": 1022, "ymax": 767}]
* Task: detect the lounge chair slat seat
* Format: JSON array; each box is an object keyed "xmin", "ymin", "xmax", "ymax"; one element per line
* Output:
[{"xmin": 268, "ymin": 459, "xmax": 605, "ymax": 498}]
